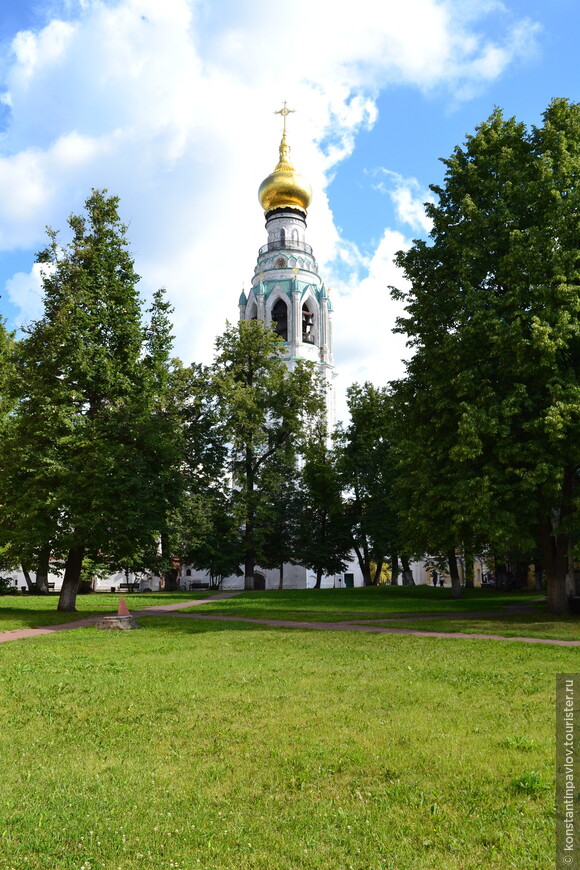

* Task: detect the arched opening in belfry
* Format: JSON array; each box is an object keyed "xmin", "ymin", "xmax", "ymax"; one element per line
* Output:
[
  {"xmin": 272, "ymin": 298, "xmax": 288, "ymax": 341},
  {"xmin": 279, "ymin": 228, "xmax": 286, "ymax": 247},
  {"xmin": 247, "ymin": 300, "xmax": 258, "ymax": 320},
  {"xmin": 302, "ymin": 302, "xmax": 315, "ymax": 344},
  {"xmin": 291, "ymin": 228, "xmax": 299, "ymax": 246}
]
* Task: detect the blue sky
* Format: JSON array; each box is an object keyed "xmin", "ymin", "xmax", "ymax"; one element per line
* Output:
[{"xmin": 0, "ymin": 0, "xmax": 578, "ymax": 417}]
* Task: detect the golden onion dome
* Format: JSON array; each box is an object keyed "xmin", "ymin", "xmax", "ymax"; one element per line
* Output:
[{"xmin": 258, "ymin": 132, "xmax": 312, "ymax": 214}]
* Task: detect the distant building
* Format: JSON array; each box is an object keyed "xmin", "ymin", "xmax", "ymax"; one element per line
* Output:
[{"xmin": 185, "ymin": 106, "xmax": 345, "ymax": 590}]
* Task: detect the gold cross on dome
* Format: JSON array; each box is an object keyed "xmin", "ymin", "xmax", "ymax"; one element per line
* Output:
[{"xmin": 275, "ymin": 101, "xmax": 295, "ymax": 135}]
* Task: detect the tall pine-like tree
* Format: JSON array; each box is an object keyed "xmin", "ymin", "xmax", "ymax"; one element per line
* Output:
[{"xmin": 0, "ymin": 191, "xmax": 181, "ymax": 611}]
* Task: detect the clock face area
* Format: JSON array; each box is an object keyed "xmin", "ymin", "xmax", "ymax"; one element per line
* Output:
[{"xmin": 275, "ymin": 256, "xmax": 287, "ymax": 269}]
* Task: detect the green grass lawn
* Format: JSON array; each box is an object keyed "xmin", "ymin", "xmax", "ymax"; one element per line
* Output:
[
  {"xmin": 0, "ymin": 591, "xmax": 218, "ymax": 632},
  {"xmin": 176, "ymin": 586, "xmax": 578, "ymax": 641},
  {"xmin": 183, "ymin": 585, "xmax": 545, "ymax": 622},
  {"xmin": 0, "ymin": 612, "xmax": 573, "ymax": 869},
  {"xmin": 370, "ymin": 613, "xmax": 580, "ymax": 642}
]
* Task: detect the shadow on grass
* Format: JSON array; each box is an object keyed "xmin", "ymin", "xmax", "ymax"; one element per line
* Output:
[
  {"xmin": 184, "ymin": 588, "xmax": 547, "ymax": 622},
  {"xmin": 213, "ymin": 586, "xmax": 542, "ymax": 605},
  {"xmin": 131, "ymin": 611, "xmax": 568, "ymax": 643},
  {"xmin": 0, "ymin": 591, "xmax": 221, "ymax": 631},
  {"xmin": 0, "ymin": 607, "xmax": 102, "ymax": 631},
  {"xmin": 0, "ymin": 587, "xmax": 548, "ymax": 635}
]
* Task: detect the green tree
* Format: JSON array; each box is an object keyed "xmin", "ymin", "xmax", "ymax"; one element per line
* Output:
[
  {"xmin": 164, "ymin": 361, "xmax": 241, "ymax": 586},
  {"xmin": 0, "ymin": 317, "xmax": 18, "ymax": 578},
  {"xmin": 338, "ymin": 383, "xmax": 401, "ymax": 586},
  {"xmin": 295, "ymin": 425, "xmax": 351, "ymax": 589},
  {"xmin": 0, "ymin": 316, "xmax": 15, "ymax": 432},
  {"xmin": 254, "ymin": 444, "xmax": 302, "ymax": 589},
  {"xmin": 392, "ymin": 98, "xmax": 580, "ymax": 613},
  {"xmin": 390, "ymin": 361, "xmax": 473, "ymax": 599},
  {"xmin": 212, "ymin": 319, "xmax": 324, "ymax": 589},
  {"xmin": 0, "ymin": 324, "xmax": 65, "ymax": 593},
  {"xmin": 0, "ymin": 190, "xmax": 182, "ymax": 611},
  {"xmin": 174, "ymin": 490, "xmax": 242, "ymax": 587}
]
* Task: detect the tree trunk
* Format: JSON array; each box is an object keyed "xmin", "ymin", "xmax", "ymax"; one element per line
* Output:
[
  {"xmin": 278, "ymin": 563, "xmax": 284, "ymax": 590},
  {"xmin": 244, "ymin": 447, "xmax": 255, "ymax": 591},
  {"xmin": 540, "ymin": 520, "xmax": 570, "ymax": 615},
  {"xmin": 390, "ymin": 553, "xmax": 399, "ymax": 585},
  {"xmin": 57, "ymin": 545, "xmax": 85, "ymax": 612},
  {"xmin": 463, "ymin": 546, "xmax": 474, "ymax": 589},
  {"xmin": 401, "ymin": 554, "xmax": 414, "ymax": 586},
  {"xmin": 244, "ymin": 548, "xmax": 255, "ymax": 591},
  {"xmin": 161, "ymin": 534, "xmax": 178, "ymax": 590},
  {"xmin": 164, "ymin": 568, "xmax": 178, "ymax": 590},
  {"xmin": 353, "ymin": 543, "xmax": 371, "ymax": 586},
  {"xmin": 21, "ymin": 564, "xmax": 35, "ymax": 593},
  {"xmin": 495, "ymin": 560, "xmax": 508, "ymax": 590},
  {"xmin": 447, "ymin": 549, "xmax": 462, "ymax": 599},
  {"xmin": 359, "ymin": 537, "xmax": 372, "ymax": 585},
  {"xmin": 372, "ymin": 558, "xmax": 384, "ymax": 586},
  {"xmin": 315, "ymin": 568, "xmax": 323, "ymax": 589},
  {"xmin": 35, "ymin": 545, "xmax": 51, "ymax": 594}
]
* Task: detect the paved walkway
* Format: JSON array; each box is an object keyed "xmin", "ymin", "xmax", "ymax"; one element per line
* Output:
[
  {"xmin": 163, "ymin": 611, "xmax": 580, "ymax": 646},
  {"xmin": 0, "ymin": 592, "xmax": 241, "ymax": 644},
  {"xmin": 0, "ymin": 592, "xmax": 578, "ymax": 647}
]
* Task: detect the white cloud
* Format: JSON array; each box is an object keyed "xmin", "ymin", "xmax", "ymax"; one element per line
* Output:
[
  {"xmin": 0, "ymin": 0, "xmax": 540, "ymax": 400},
  {"xmin": 331, "ymin": 229, "xmax": 412, "ymax": 419},
  {"xmin": 369, "ymin": 169, "xmax": 434, "ymax": 235},
  {"xmin": 5, "ymin": 263, "xmax": 46, "ymax": 326}
]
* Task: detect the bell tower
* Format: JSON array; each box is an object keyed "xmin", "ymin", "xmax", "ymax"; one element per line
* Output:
[{"xmin": 239, "ymin": 103, "xmax": 335, "ymax": 431}]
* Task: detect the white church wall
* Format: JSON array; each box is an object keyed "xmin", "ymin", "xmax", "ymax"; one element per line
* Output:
[
  {"xmin": 4, "ymin": 554, "xmax": 428, "ymax": 596},
  {"xmin": 180, "ymin": 561, "xmax": 367, "ymax": 591},
  {"xmin": 92, "ymin": 571, "xmax": 163, "ymax": 593},
  {"xmin": 412, "ymin": 561, "xmax": 426, "ymax": 585},
  {"xmin": 3, "ymin": 567, "xmax": 162, "ymax": 593},
  {"xmin": 3, "ymin": 566, "xmax": 63, "ymax": 593}
]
